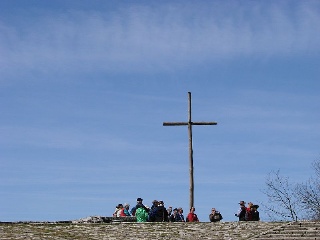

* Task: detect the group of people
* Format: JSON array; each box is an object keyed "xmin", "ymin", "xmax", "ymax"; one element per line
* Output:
[
  {"xmin": 113, "ymin": 198, "xmax": 201, "ymax": 222},
  {"xmin": 235, "ymin": 201, "xmax": 260, "ymax": 221},
  {"xmin": 112, "ymin": 198, "xmax": 259, "ymax": 222},
  {"xmin": 112, "ymin": 203, "xmax": 131, "ymax": 217}
]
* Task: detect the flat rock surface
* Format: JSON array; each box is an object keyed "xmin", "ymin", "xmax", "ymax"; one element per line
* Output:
[{"xmin": 1, "ymin": 219, "xmax": 319, "ymax": 239}]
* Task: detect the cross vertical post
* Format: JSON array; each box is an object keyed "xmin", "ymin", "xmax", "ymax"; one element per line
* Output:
[
  {"xmin": 188, "ymin": 92, "xmax": 194, "ymax": 209},
  {"xmin": 163, "ymin": 92, "xmax": 217, "ymax": 209}
]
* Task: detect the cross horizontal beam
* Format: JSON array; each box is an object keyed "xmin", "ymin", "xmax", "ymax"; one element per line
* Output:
[{"xmin": 163, "ymin": 122, "xmax": 217, "ymax": 126}]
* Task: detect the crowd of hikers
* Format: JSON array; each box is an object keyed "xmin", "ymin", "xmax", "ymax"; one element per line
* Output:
[{"xmin": 113, "ymin": 198, "xmax": 260, "ymax": 222}]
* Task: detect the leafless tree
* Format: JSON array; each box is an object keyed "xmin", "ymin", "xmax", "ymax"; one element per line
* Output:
[
  {"xmin": 261, "ymin": 170, "xmax": 300, "ymax": 221},
  {"xmin": 295, "ymin": 160, "xmax": 320, "ymax": 220},
  {"xmin": 313, "ymin": 159, "xmax": 320, "ymax": 178}
]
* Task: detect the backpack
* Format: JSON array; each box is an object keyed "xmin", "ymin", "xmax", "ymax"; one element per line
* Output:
[{"xmin": 135, "ymin": 207, "xmax": 148, "ymax": 222}]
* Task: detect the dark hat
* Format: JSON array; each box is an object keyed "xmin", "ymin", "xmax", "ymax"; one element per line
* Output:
[
  {"xmin": 137, "ymin": 197, "xmax": 143, "ymax": 201},
  {"xmin": 239, "ymin": 201, "xmax": 245, "ymax": 205},
  {"xmin": 252, "ymin": 205, "xmax": 259, "ymax": 209}
]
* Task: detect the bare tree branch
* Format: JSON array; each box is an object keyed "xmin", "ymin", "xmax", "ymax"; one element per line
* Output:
[
  {"xmin": 261, "ymin": 170, "xmax": 299, "ymax": 221},
  {"xmin": 295, "ymin": 159, "xmax": 320, "ymax": 220}
]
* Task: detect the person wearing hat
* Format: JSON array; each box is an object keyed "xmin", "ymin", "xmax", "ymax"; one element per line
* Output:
[
  {"xmin": 235, "ymin": 201, "xmax": 246, "ymax": 221},
  {"xmin": 176, "ymin": 207, "xmax": 185, "ymax": 222},
  {"xmin": 130, "ymin": 198, "xmax": 146, "ymax": 216},
  {"xmin": 134, "ymin": 197, "xmax": 149, "ymax": 222},
  {"xmin": 169, "ymin": 208, "xmax": 178, "ymax": 222},
  {"xmin": 135, "ymin": 198, "xmax": 148, "ymax": 211}
]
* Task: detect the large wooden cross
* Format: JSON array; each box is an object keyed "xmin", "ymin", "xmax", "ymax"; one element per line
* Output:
[{"xmin": 163, "ymin": 92, "xmax": 217, "ymax": 209}]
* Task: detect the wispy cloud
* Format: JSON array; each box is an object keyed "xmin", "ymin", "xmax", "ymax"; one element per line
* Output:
[{"xmin": 0, "ymin": 1, "xmax": 319, "ymax": 76}]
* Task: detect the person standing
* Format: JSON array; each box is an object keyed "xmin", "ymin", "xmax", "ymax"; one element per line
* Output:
[
  {"xmin": 187, "ymin": 207, "xmax": 199, "ymax": 222},
  {"xmin": 245, "ymin": 202, "xmax": 253, "ymax": 221},
  {"xmin": 235, "ymin": 201, "xmax": 246, "ymax": 221},
  {"xmin": 251, "ymin": 205, "xmax": 260, "ymax": 221}
]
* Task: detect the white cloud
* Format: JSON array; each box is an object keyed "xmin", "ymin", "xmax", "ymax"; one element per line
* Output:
[{"xmin": 0, "ymin": 1, "xmax": 319, "ymax": 76}]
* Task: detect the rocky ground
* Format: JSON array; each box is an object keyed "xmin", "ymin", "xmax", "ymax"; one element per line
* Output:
[{"xmin": 0, "ymin": 217, "xmax": 319, "ymax": 240}]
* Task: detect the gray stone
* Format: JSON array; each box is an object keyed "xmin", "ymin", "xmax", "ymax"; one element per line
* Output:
[{"xmin": 1, "ymin": 219, "xmax": 319, "ymax": 239}]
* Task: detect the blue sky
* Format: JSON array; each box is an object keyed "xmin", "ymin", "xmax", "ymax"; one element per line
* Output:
[{"xmin": 1, "ymin": 0, "xmax": 320, "ymax": 222}]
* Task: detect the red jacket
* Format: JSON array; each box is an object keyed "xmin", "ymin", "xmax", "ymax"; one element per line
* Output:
[
  {"xmin": 119, "ymin": 209, "xmax": 127, "ymax": 217},
  {"xmin": 187, "ymin": 212, "xmax": 199, "ymax": 222},
  {"xmin": 245, "ymin": 207, "xmax": 253, "ymax": 221}
]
